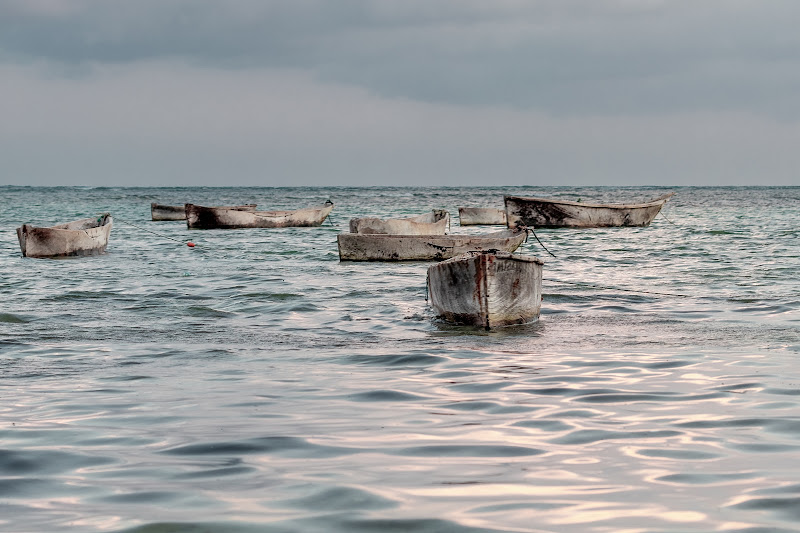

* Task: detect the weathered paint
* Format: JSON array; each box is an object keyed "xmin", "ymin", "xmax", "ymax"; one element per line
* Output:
[
  {"xmin": 186, "ymin": 201, "xmax": 334, "ymax": 229},
  {"xmin": 349, "ymin": 210, "xmax": 449, "ymax": 235},
  {"xmin": 427, "ymin": 251, "xmax": 543, "ymax": 329},
  {"xmin": 458, "ymin": 207, "xmax": 507, "ymax": 226},
  {"xmin": 17, "ymin": 214, "xmax": 113, "ymax": 258},
  {"xmin": 337, "ymin": 228, "xmax": 526, "ymax": 261},
  {"xmin": 151, "ymin": 203, "xmax": 257, "ymax": 221},
  {"xmin": 504, "ymin": 193, "xmax": 674, "ymax": 228}
]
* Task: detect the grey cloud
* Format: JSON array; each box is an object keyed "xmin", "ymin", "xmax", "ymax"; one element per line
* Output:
[
  {"xmin": 2, "ymin": 0, "xmax": 800, "ymax": 117},
  {"xmin": 2, "ymin": 61, "xmax": 798, "ymax": 187}
]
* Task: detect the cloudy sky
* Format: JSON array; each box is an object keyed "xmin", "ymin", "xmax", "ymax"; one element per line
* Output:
[{"xmin": 2, "ymin": 0, "xmax": 799, "ymax": 186}]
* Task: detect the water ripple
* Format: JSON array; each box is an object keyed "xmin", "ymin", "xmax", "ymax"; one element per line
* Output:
[
  {"xmin": 2, "ymin": 186, "xmax": 800, "ymax": 533},
  {"xmin": 161, "ymin": 437, "xmax": 357, "ymax": 458}
]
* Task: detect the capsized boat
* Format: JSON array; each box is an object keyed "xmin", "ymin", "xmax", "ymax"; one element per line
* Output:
[
  {"xmin": 504, "ymin": 193, "xmax": 674, "ymax": 228},
  {"xmin": 458, "ymin": 207, "xmax": 507, "ymax": 226},
  {"xmin": 427, "ymin": 251, "xmax": 543, "ymax": 329},
  {"xmin": 349, "ymin": 210, "xmax": 449, "ymax": 235},
  {"xmin": 186, "ymin": 201, "xmax": 334, "ymax": 229},
  {"xmin": 17, "ymin": 214, "xmax": 113, "ymax": 258},
  {"xmin": 337, "ymin": 228, "xmax": 527, "ymax": 262},
  {"xmin": 151, "ymin": 203, "xmax": 256, "ymax": 221}
]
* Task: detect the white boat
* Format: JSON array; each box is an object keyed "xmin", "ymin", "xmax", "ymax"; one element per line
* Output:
[
  {"xmin": 17, "ymin": 214, "xmax": 113, "ymax": 258},
  {"xmin": 458, "ymin": 207, "xmax": 507, "ymax": 226},
  {"xmin": 349, "ymin": 210, "xmax": 449, "ymax": 235},
  {"xmin": 427, "ymin": 251, "xmax": 543, "ymax": 329},
  {"xmin": 151, "ymin": 203, "xmax": 256, "ymax": 221},
  {"xmin": 186, "ymin": 201, "xmax": 334, "ymax": 229},
  {"xmin": 337, "ymin": 228, "xmax": 527, "ymax": 262},
  {"xmin": 504, "ymin": 193, "xmax": 674, "ymax": 228}
]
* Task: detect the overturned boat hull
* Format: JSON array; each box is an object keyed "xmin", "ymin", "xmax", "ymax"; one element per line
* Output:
[
  {"xmin": 17, "ymin": 214, "xmax": 113, "ymax": 258},
  {"xmin": 186, "ymin": 202, "xmax": 334, "ymax": 229},
  {"xmin": 504, "ymin": 193, "xmax": 674, "ymax": 228},
  {"xmin": 337, "ymin": 228, "xmax": 527, "ymax": 262},
  {"xmin": 428, "ymin": 251, "xmax": 543, "ymax": 329},
  {"xmin": 349, "ymin": 209, "xmax": 449, "ymax": 235},
  {"xmin": 458, "ymin": 207, "xmax": 507, "ymax": 226}
]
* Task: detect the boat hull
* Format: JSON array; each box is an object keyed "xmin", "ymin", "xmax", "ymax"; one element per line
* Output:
[
  {"xmin": 17, "ymin": 215, "xmax": 113, "ymax": 258},
  {"xmin": 151, "ymin": 203, "xmax": 257, "ymax": 221},
  {"xmin": 186, "ymin": 202, "xmax": 334, "ymax": 229},
  {"xmin": 428, "ymin": 251, "xmax": 543, "ymax": 329},
  {"xmin": 458, "ymin": 207, "xmax": 507, "ymax": 226},
  {"xmin": 504, "ymin": 193, "xmax": 674, "ymax": 228},
  {"xmin": 151, "ymin": 203, "xmax": 187, "ymax": 221},
  {"xmin": 349, "ymin": 210, "xmax": 449, "ymax": 235},
  {"xmin": 337, "ymin": 229, "xmax": 527, "ymax": 262}
]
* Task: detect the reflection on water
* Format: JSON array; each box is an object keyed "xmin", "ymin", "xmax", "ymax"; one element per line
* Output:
[{"xmin": 0, "ymin": 186, "xmax": 799, "ymax": 532}]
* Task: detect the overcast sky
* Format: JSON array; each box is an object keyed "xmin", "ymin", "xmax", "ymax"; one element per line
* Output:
[{"xmin": 2, "ymin": 0, "xmax": 799, "ymax": 186}]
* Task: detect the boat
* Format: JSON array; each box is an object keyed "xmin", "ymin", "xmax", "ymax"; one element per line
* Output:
[
  {"xmin": 151, "ymin": 203, "xmax": 187, "ymax": 221},
  {"xmin": 349, "ymin": 210, "xmax": 449, "ymax": 235},
  {"xmin": 504, "ymin": 193, "xmax": 674, "ymax": 228},
  {"xmin": 458, "ymin": 207, "xmax": 507, "ymax": 226},
  {"xmin": 16, "ymin": 214, "xmax": 113, "ymax": 258},
  {"xmin": 186, "ymin": 201, "xmax": 334, "ymax": 229},
  {"xmin": 337, "ymin": 228, "xmax": 527, "ymax": 262},
  {"xmin": 151, "ymin": 203, "xmax": 256, "ymax": 221},
  {"xmin": 427, "ymin": 251, "xmax": 543, "ymax": 329}
]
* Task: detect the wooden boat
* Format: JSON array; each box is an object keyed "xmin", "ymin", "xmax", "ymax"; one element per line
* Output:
[
  {"xmin": 151, "ymin": 203, "xmax": 188, "ymax": 221},
  {"xmin": 504, "ymin": 193, "xmax": 674, "ymax": 228},
  {"xmin": 151, "ymin": 203, "xmax": 256, "ymax": 221},
  {"xmin": 458, "ymin": 207, "xmax": 507, "ymax": 226},
  {"xmin": 337, "ymin": 228, "xmax": 527, "ymax": 262},
  {"xmin": 186, "ymin": 201, "xmax": 334, "ymax": 229},
  {"xmin": 349, "ymin": 210, "xmax": 449, "ymax": 235},
  {"xmin": 427, "ymin": 251, "xmax": 543, "ymax": 329},
  {"xmin": 17, "ymin": 214, "xmax": 113, "ymax": 258}
]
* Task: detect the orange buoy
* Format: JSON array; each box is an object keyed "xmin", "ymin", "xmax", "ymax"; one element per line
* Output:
[{"xmin": 187, "ymin": 242, "xmax": 196, "ymax": 247}]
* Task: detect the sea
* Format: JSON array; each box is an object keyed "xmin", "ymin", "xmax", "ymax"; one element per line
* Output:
[{"xmin": 1, "ymin": 185, "xmax": 798, "ymax": 533}]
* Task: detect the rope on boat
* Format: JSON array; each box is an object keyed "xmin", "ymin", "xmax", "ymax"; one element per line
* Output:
[
  {"xmin": 111, "ymin": 215, "xmax": 198, "ymax": 248},
  {"xmin": 544, "ymin": 278, "xmax": 689, "ymax": 298},
  {"xmin": 325, "ymin": 199, "xmax": 337, "ymax": 226},
  {"xmin": 659, "ymin": 210, "xmax": 678, "ymax": 226},
  {"xmin": 528, "ymin": 227, "xmax": 557, "ymax": 258}
]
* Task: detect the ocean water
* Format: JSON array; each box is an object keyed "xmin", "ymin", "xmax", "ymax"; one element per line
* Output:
[{"xmin": 1, "ymin": 185, "xmax": 798, "ymax": 533}]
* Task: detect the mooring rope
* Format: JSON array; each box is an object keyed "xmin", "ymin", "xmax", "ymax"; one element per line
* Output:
[
  {"xmin": 527, "ymin": 227, "xmax": 557, "ymax": 258},
  {"xmin": 110, "ymin": 215, "xmax": 197, "ymax": 248},
  {"xmin": 659, "ymin": 210, "xmax": 678, "ymax": 225},
  {"xmin": 325, "ymin": 199, "xmax": 337, "ymax": 226},
  {"xmin": 544, "ymin": 278, "xmax": 689, "ymax": 298}
]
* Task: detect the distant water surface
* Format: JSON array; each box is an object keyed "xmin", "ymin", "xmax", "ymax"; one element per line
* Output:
[{"xmin": 1, "ymin": 186, "xmax": 799, "ymax": 532}]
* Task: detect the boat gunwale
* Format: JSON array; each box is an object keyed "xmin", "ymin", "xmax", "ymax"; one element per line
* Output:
[
  {"xmin": 337, "ymin": 229, "xmax": 527, "ymax": 262},
  {"xmin": 340, "ymin": 228, "xmax": 522, "ymax": 241},
  {"xmin": 22, "ymin": 215, "xmax": 113, "ymax": 233},
  {"xmin": 188, "ymin": 203, "xmax": 331, "ymax": 216},
  {"xmin": 504, "ymin": 192, "xmax": 674, "ymax": 210},
  {"xmin": 375, "ymin": 210, "xmax": 448, "ymax": 224},
  {"xmin": 348, "ymin": 210, "xmax": 450, "ymax": 234},
  {"xmin": 438, "ymin": 250, "xmax": 544, "ymax": 267}
]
